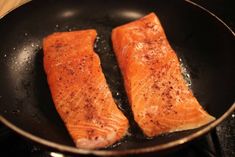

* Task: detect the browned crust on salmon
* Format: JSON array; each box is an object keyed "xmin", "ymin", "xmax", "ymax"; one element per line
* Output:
[
  {"xmin": 112, "ymin": 13, "xmax": 215, "ymax": 137},
  {"xmin": 43, "ymin": 30, "xmax": 128, "ymax": 149}
]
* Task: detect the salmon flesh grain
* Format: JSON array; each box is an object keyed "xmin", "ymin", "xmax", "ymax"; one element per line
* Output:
[
  {"xmin": 43, "ymin": 30, "xmax": 129, "ymax": 149},
  {"xmin": 112, "ymin": 13, "xmax": 215, "ymax": 137}
]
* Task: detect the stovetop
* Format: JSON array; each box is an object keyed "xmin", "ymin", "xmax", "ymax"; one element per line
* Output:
[{"xmin": 0, "ymin": 0, "xmax": 235, "ymax": 157}]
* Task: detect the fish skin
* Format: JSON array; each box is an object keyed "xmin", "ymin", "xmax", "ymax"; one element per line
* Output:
[
  {"xmin": 112, "ymin": 13, "xmax": 215, "ymax": 137},
  {"xmin": 43, "ymin": 30, "xmax": 128, "ymax": 149}
]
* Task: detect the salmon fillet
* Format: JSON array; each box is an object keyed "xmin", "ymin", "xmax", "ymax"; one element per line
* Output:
[
  {"xmin": 112, "ymin": 13, "xmax": 215, "ymax": 137},
  {"xmin": 43, "ymin": 30, "xmax": 128, "ymax": 149}
]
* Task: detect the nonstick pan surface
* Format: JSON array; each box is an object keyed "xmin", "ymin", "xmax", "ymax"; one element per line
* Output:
[{"xmin": 0, "ymin": 0, "xmax": 235, "ymax": 155}]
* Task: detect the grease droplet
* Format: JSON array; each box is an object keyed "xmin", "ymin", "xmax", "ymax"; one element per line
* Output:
[
  {"xmin": 180, "ymin": 58, "xmax": 192, "ymax": 87},
  {"xmin": 96, "ymin": 36, "xmax": 100, "ymax": 41}
]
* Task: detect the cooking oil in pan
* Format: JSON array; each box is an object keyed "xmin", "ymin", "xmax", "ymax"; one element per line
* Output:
[{"xmin": 179, "ymin": 58, "xmax": 192, "ymax": 88}]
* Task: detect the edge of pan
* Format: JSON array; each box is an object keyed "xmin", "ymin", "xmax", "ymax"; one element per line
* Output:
[
  {"xmin": 0, "ymin": 0, "xmax": 235, "ymax": 155},
  {"xmin": 0, "ymin": 0, "xmax": 31, "ymax": 19}
]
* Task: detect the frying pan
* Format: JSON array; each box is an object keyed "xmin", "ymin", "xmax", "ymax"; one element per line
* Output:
[{"xmin": 0, "ymin": 0, "xmax": 234, "ymax": 156}]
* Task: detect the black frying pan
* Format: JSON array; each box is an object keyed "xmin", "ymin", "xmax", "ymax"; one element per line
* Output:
[{"xmin": 0, "ymin": 0, "xmax": 234, "ymax": 156}]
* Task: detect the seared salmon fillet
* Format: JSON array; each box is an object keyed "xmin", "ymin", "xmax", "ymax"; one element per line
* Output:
[
  {"xmin": 112, "ymin": 13, "xmax": 215, "ymax": 137},
  {"xmin": 43, "ymin": 30, "xmax": 128, "ymax": 149}
]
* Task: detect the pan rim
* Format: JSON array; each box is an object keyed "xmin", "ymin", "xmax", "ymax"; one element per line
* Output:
[
  {"xmin": 1, "ymin": 103, "xmax": 234, "ymax": 155},
  {"xmin": 0, "ymin": 0, "xmax": 235, "ymax": 155},
  {"xmin": 0, "ymin": 0, "xmax": 31, "ymax": 19}
]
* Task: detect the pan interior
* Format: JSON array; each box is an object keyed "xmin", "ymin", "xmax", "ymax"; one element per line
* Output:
[{"xmin": 0, "ymin": 0, "xmax": 234, "ymax": 150}]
